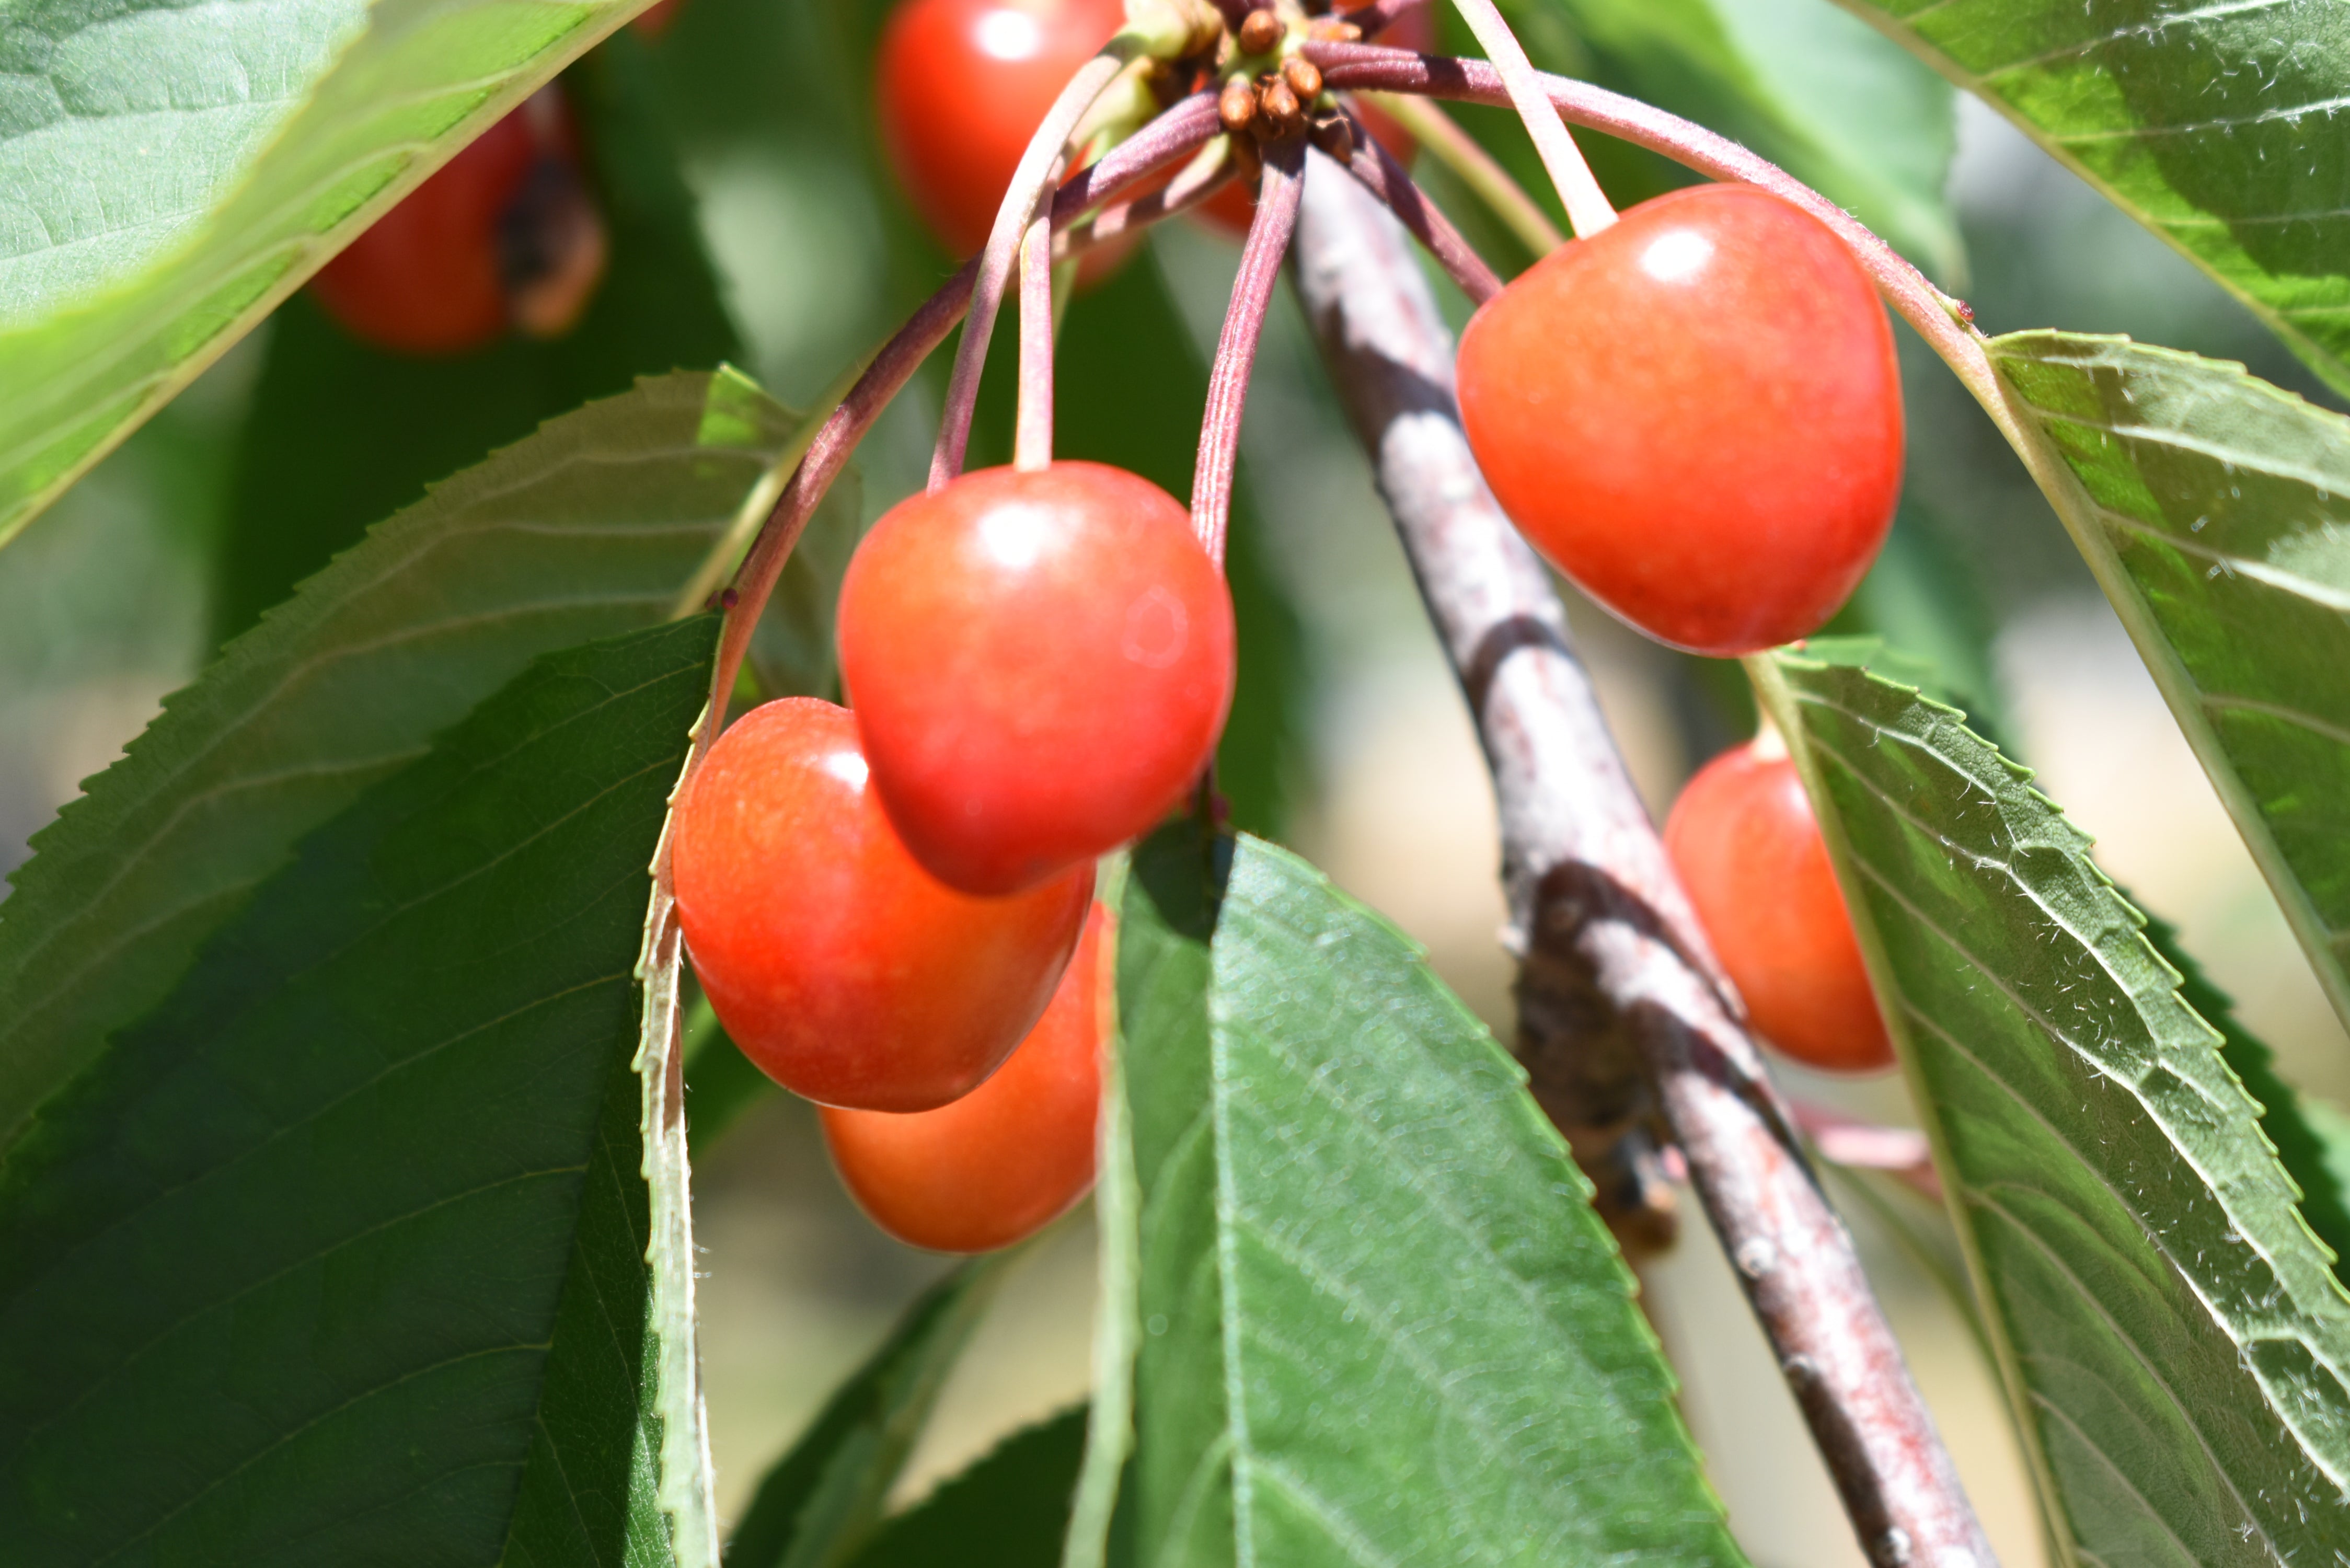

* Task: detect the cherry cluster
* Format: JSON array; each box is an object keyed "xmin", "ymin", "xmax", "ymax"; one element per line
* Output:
[{"xmin": 306, "ymin": 0, "xmax": 1933, "ymax": 1250}]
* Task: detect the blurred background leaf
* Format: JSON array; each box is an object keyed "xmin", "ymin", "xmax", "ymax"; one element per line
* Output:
[
  {"xmin": 211, "ymin": 33, "xmax": 742, "ymax": 648},
  {"xmin": 0, "ymin": 615, "xmax": 716, "ymax": 1565},
  {"xmin": 0, "ymin": 0, "xmax": 658, "ymax": 546}
]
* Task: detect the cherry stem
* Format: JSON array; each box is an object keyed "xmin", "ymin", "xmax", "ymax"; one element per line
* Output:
[
  {"xmin": 1014, "ymin": 181, "xmax": 1058, "ymax": 472},
  {"xmin": 1054, "ymin": 142, "xmax": 1238, "ymax": 258},
  {"xmin": 1192, "ymin": 133, "xmax": 1307, "ymax": 568},
  {"xmin": 1429, "ymin": 0, "xmax": 1615, "ymax": 238},
  {"xmin": 1330, "ymin": 116, "xmax": 1501, "ymax": 304},
  {"xmin": 1289, "ymin": 163, "xmax": 1996, "ymax": 1568},
  {"xmin": 931, "ymin": 50, "xmax": 1127, "ymax": 492},
  {"xmin": 1360, "ymin": 89, "xmax": 1565, "ymax": 256},
  {"xmin": 1309, "ymin": 45, "xmax": 1979, "ymax": 374}
]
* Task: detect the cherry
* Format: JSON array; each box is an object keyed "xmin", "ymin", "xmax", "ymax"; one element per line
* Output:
[
  {"xmin": 837, "ymin": 461, "xmax": 1235, "ymax": 896},
  {"xmin": 1455, "ymin": 183, "xmax": 1903, "ymax": 656},
  {"xmin": 823, "ymin": 901, "xmax": 1109, "ymax": 1252},
  {"xmin": 876, "ymin": 0, "xmax": 1127, "ymax": 257},
  {"xmin": 673, "ymin": 698, "xmax": 1094, "ymax": 1111},
  {"xmin": 309, "ymin": 87, "xmax": 608, "ymax": 356},
  {"xmin": 1663, "ymin": 735, "xmax": 1893, "ymax": 1074}
]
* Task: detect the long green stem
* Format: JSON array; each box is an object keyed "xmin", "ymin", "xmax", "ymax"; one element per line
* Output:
[{"xmin": 1433, "ymin": 0, "xmax": 1615, "ymax": 236}]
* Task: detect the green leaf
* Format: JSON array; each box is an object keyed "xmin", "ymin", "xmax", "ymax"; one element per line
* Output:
[
  {"xmin": 1756, "ymin": 644, "xmax": 2350, "ymax": 1566},
  {"xmin": 1840, "ymin": 0, "xmax": 2350, "ymax": 394},
  {"xmin": 0, "ymin": 614, "xmax": 719, "ymax": 1565},
  {"xmin": 2142, "ymin": 912, "xmax": 2350, "ymax": 1288},
  {"xmin": 210, "ymin": 35, "xmax": 743, "ymax": 648},
  {"xmin": 725, "ymin": 1259, "xmax": 1015, "ymax": 1568},
  {"xmin": 1115, "ymin": 820, "xmax": 1746, "ymax": 1566},
  {"xmin": 849, "ymin": 1408, "xmax": 1088, "ymax": 1568},
  {"xmin": 1507, "ymin": 0, "xmax": 1963, "ymax": 279},
  {"xmin": 0, "ymin": 367, "xmax": 801, "ymax": 1162},
  {"xmin": 0, "ymin": 0, "xmax": 663, "ymax": 547},
  {"xmin": 1986, "ymin": 331, "xmax": 2350, "ymax": 1032}
]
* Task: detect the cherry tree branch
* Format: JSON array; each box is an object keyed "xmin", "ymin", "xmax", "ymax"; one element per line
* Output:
[{"xmin": 1289, "ymin": 155, "xmax": 1995, "ymax": 1568}]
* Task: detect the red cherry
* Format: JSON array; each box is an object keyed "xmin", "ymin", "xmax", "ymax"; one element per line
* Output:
[
  {"xmin": 309, "ymin": 88, "xmax": 607, "ymax": 355},
  {"xmin": 876, "ymin": 0, "xmax": 1126, "ymax": 257},
  {"xmin": 838, "ymin": 463, "xmax": 1235, "ymax": 895},
  {"xmin": 1663, "ymin": 737, "xmax": 1894, "ymax": 1074},
  {"xmin": 1455, "ymin": 184, "xmax": 1903, "ymax": 655},
  {"xmin": 674, "ymin": 698, "xmax": 1094, "ymax": 1111},
  {"xmin": 823, "ymin": 902, "xmax": 1109, "ymax": 1252}
]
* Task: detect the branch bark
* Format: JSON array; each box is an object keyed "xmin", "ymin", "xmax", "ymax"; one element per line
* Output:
[{"xmin": 1289, "ymin": 155, "xmax": 1996, "ymax": 1568}]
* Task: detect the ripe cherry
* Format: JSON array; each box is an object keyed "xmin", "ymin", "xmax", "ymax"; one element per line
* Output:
[
  {"xmin": 1455, "ymin": 183, "xmax": 1903, "ymax": 656},
  {"xmin": 876, "ymin": 0, "xmax": 1126, "ymax": 257},
  {"xmin": 309, "ymin": 87, "xmax": 608, "ymax": 356},
  {"xmin": 674, "ymin": 698, "xmax": 1094, "ymax": 1111},
  {"xmin": 823, "ymin": 902, "xmax": 1109, "ymax": 1252},
  {"xmin": 838, "ymin": 462, "xmax": 1235, "ymax": 896},
  {"xmin": 1663, "ymin": 734, "xmax": 1894, "ymax": 1074}
]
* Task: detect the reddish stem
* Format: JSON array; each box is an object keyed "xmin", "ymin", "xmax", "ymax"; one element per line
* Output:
[
  {"xmin": 1332, "ymin": 116, "xmax": 1502, "ymax": 304},
  {"xmin": 1015, "ymin": 191, "xmax": 1057, "ymax": 471},
  {"xmin": 1055, "ymin": 155, "xmax": 1239, "ymax": 259},
  {"xmin": 1307, "ymin": 45, "xmax": 1976, "ymax": 366},
  {"xmin": 1192, "ymin": 134, "xmax": 1307, "ymax": 567}
]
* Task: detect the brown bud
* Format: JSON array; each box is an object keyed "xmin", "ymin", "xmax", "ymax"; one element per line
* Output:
[
  {"xmin": 1281, "ymin": 55, "xmax": 1322, "ymax": 99},
  {"xmin": 1219, "ymin": 76, "xmax": 1259, "ymax": 133},
  {"xmin": 1258, "ymin": 77, "xmax": 1303, "ymax": 134},
  {"xmin": 1237, "ymin": 8, "xmax": 1283, "ymax": 54}
]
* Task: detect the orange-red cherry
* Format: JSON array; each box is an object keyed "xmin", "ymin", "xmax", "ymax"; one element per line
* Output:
[
  {"xmin": 674, "ymin": 698, "xmax": 1093, "ymax": 1111},
  {"xmin": 1664, "ymin": 737, "xmax": 1894, "ymax": 1074},
  {"xmin": 823, "ymin": 902, "xmax": 1109, "ymax": 1252},
  {"xmin": 838, "ymin": 462, "xmax": 1235, "ymax": 896},
  {"xmin": 876, "ymin": 0, "xmax": 1125, "ymax": 257},
  {"xmin": 1456, "ymin": 184, "xmax": 1903, "ymax": 655},
  {"xmin": 309, "ymin": 88, "xmax": 607, "ymax": 355}
]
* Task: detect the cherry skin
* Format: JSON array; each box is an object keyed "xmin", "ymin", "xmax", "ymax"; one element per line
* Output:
[
  {"xmin": 1455, "ymin": 183, "xmax": 1903, "ymax": 656},
  {"xmin": 837, "ymin": 461, "xmax": 1235, "ymax": 896},
  {"xmin": 1663, "ymin": 737, "xmax": 1894, "ymax": 1073},
  {"xmin": 823, "ymin": 902, "xmax": 1109, "ymax": 1252},
  {"xmin": 310, "ymin": 88, "xmax": 607, "ymax": 355},
  {"xmin": 876, "ymin": 0, "xmax": 1126, "ymax": 257},
  {"xmin": 673, "ymin": 698, "xmax": 1094, "ymax": 1111}
]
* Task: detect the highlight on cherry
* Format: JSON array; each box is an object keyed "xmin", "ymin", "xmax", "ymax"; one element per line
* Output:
[{"xmin": 669, "ymin": 0, "xmax": 1944, "ymax": 1256}]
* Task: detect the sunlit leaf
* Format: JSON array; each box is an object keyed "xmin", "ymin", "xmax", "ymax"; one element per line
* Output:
[
  {"xmin": 1989, "ymin": 330, "xmax": 2350, "ymax": 1031},
  {"xmin": 0, "ymin": 0, "xmax": 653, "ymax": 544},
  {"xmin": 1115, "ymin": 820, "xmax": 1746, "ymax": 1566},
  {"xmin": 1756, "ymin": 644, "xmax": 2350, "ymax": 1565},
  {"xmin": 1843, "ymin": 0, "xmax": 2350, "ymax": 393}
]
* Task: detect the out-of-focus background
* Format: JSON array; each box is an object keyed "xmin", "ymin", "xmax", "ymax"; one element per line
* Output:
[{"xmin": 4, "ymin": 1, "xmax": 2344, "ymax": 1558}]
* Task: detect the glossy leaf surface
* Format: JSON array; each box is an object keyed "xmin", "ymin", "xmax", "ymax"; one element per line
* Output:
[
  {"xmin": 1845, "ymin": 0, "xmax": 2350, "ymax": 391},
  {"xmin": 1115, "ymin": 821, "xmax": 1744, "ymax": 1567},
  {"xmin": 1759, "ymin": 645, "xmax": 2350, "ymax": 1566},
  {"xmin": 0, "ymin": 0, "xmax": 657, "ymax": 544},
  {"xmin": 1989, "ymin": 330, "xmax": 2350, "ymax": 1030},
  {"xmin": 0, "ymin": 615, "xmax": 718, "ymax": 1565}
]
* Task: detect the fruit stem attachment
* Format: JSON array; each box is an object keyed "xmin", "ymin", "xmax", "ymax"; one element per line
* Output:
[
  {"xmin": 931, "ymin": 51, "xmax": 1126, "ymax": 492},
  {"xmin": 1290, "ymin": 153, "xmax": 1997, "ymax": 1568},
  {"xmin": 1192, "ymin": 133, "xmax": 1307, "ymax": 567},
  {"xmin": 1434, "ymin": 0, "xmax": 1614, "ymax": 237},
  {"xmin": 1014, "ymin": 183, "xmax": 1058, "ymax": 472},
  {"xmin": 1361, "ymin": 89, "xmax": 1565, "ymax": 256}
]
